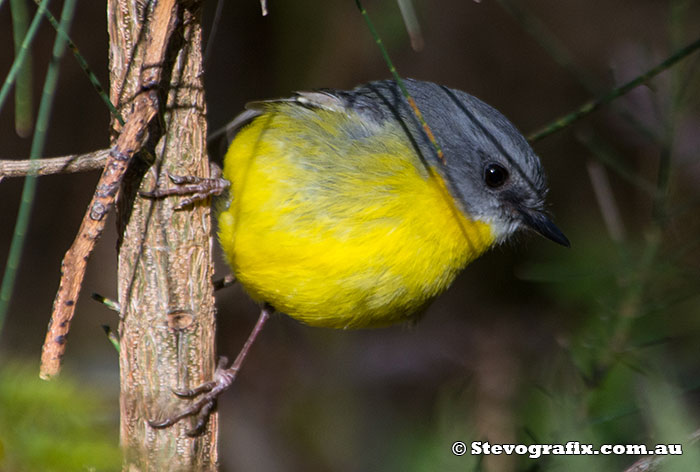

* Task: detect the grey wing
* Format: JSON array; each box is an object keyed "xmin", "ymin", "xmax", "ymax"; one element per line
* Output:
[
  {"xmin": 209, "ymin": 90, "xmax": 347, "ymax": 146},
  {"xmin": 208, "ymin": 108, "xmax": 263, "ymax": 146}
]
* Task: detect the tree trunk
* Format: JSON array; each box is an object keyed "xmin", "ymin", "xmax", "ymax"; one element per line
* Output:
[{"xmin": 108, "ymin": 1, "xmax": 218, "ymax": 469}]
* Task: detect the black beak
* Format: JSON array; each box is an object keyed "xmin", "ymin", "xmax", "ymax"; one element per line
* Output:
[{"xmin": 517, "ymin": 208, "xmax": 570, "ymax": 247}]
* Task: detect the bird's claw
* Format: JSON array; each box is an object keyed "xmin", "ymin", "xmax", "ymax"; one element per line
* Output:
[
  {"xmin": 139, "ymin": 170, "xmax": 229, "ymax": 210},
  {"xmin": 149, "ymin": 357, "xmax": 233, "ymax": 436},
  {"xmin": 172, "ymin": 380, "xmax": 217, "ymax": 398},
  {"xmin": 148, "ymin": 306, "xmax": 270, "ymax": 436}
]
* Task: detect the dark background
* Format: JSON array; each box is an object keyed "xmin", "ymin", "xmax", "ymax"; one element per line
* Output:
[{"xmin": 1, "ymin": 1, "xmax": 699, "ymax": 471}]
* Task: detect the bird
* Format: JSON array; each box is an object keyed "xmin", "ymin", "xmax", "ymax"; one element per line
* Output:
[{"xmin": 147, "ymin": 78, "xmax": 569, "ymax": 434}]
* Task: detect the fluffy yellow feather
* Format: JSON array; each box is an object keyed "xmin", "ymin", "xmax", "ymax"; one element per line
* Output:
[{"xmin": 219, "ymin": 102, "xmax": 494, "ymax": 328}]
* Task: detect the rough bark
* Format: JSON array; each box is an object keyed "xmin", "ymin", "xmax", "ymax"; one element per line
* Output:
[{"xmin": 108, "ymin": 1, "xmax": 218, "ymax": 469}]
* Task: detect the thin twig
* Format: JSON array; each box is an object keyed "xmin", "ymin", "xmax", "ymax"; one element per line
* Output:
[
  {"xmin": 528, "ymin": 36, "xmax": 700, "ymax": 142},
  {"xmin": 0, "ymin": 149, "xmax": 109, "ymax": 181},
  {"xmin": 355, "ymin": 0, "xmax": 445, "ymax": 163},
  {"xmin": 495, "ymin": 0, "xmax": 661, "ymax": 144},
  {"xmin": 0, "ymin": 0, "xmax": 50, "ymax": 115},
  {"xmin": 1, "ymin": 0, "xmax": 78, "ymax": 333},
  {"xmin": 622, "ymin": 429, "xmax": 700, "ymax": 472},
  {"xmin": 586, "ymin": 160, "xmax": 626, "ymax": 242},
  {"xmin": 101, "ymin": 325, "xmax": 120, "ymax": 352},
  {"xmin": 91, "ymin": 292, "xmax": 121, "ymax": 312},
  {"xmin": 203, "ymin": 0, "xmax": 224, "ymax": 66},
  {"xmin": 31, "ymin": 0, "xmax": 124, "ymax": 125},
  {"xmin": 212, "ymin": 274, "xmax": 237, "ymax": 291},
  {"xmin": 576, "ymin": 131, "xmax": 658, "ymax": 195},
  {"xmin": 11, "ymin": 0, "xmax": 34, "ymax": 137},
  {"xmin": 39, "ymin": 0, "xmax": 179, "ymax": 380},
  {"xmin": 397, "ymin": 0, "xmax": 424, "ymax": 52}
]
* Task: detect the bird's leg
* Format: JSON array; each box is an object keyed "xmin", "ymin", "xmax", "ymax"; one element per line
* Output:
[
  {"xmin": 140, "ymin": 163, "xmax": 230, "ymax": 210},
  {"xmin": 149, "ymin": 304, "xmax": 272, "ymax": 436}
]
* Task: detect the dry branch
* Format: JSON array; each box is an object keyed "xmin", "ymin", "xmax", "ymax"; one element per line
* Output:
[
  {"xmin": 40, "ymin": 0, "xmax": 179, "ymax": 380},
  {"xmin": 0, "ymin": 149, "xmax": 109, "ymax": 181}
]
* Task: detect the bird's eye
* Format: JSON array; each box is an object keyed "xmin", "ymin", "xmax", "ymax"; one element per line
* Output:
[{"xmin": 484, "ymin": 163, "xmax": 509, "ymax": 188}]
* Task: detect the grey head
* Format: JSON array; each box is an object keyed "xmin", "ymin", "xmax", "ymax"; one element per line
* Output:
[{"xmin": 330, "ymin": 78, "xmax": 569, "ymax": 247}]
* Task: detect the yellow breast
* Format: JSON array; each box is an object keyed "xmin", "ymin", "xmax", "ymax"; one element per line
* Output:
[{"xmin": 218, "ymin": 105, "xmax": 495, "ymax": 328}]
